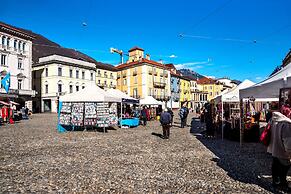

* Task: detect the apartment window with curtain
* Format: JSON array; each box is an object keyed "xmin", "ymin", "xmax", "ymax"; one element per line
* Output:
[
  {"xmin": 76, "ymin": 85, "xmax": 79, "ymax": 92},
  {"xmin": 69, "ymin": 85, "xmax": 73, "ymax": 93},
  {"xmin": 82, "ymin": 71, "xmax": 85, "ymax": 79}
]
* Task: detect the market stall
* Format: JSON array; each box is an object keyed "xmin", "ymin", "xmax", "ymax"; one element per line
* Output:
[
  {"xmin": 239, "ymin": 62, "xmax": 291, "ymax": 145},
  {"xmin": 106, "ymin": 89, "xmax": 140, "ymax": 127},
  {"xmin": 58, "ymin": 85, "xmax": 120, "ymax": 132},
  {"xmin": 140, "ymin": 96, "xmax": 162, "ymax": 120},
  {"xmin": 213, "ymin": 79, "xmax": 255, "ymax": 140}
]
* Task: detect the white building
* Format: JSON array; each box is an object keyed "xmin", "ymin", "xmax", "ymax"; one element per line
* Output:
[
  {"xmin": 0, "ymin": 22, "xmax": 35, "ymax": 109},
  {"xmin": 33, "ymin": 54, "xmax": 96, "ymax": 112}
]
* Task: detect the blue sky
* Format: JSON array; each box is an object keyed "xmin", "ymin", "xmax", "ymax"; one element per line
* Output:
[{"xmin": 2, "ymin": 0, "xmax": 291, "ymax": 82}]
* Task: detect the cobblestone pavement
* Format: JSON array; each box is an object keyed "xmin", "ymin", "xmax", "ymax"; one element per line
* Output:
[{"xmin": 0, "ymin": 112, "xmax": 287, "ymax": 193}]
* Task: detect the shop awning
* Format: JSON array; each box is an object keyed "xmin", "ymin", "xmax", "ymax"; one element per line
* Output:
[
  {"xmin": 0, "ymin": 101, "xmax": 9, "ymax": 106},
  {"xmin": 10, "ymin": 101, "xmax": 20, "ymax": 105}
]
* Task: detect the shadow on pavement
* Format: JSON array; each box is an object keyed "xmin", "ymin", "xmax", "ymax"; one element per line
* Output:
[
  {"xmin": 151, "ymin": 132, "xmax": 164, "ymax": 139},
  {"xmin": 190, "ymin": 116, "xmax": 283, "ymax": 193}
]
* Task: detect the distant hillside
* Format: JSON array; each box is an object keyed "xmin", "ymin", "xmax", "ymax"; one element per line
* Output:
[{"xmin": 179, "ymin": 69, "xmax": 205, "ymax": 80}]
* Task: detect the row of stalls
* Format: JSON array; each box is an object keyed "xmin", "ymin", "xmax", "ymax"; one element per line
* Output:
[
  {"xmin": 211, "ymin": 62, "xmax": 291, "ymax": 145},
  {"xmin": 57, "ymin": 85, "xmax": 165, "ymax": 132}
]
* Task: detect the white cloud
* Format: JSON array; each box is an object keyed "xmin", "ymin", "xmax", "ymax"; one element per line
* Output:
[
  {"xmin": 175, "ymin": 59, "xmax": 211, "ymax": 70},
  {"xmin": 169, "ymin": 54, "xmax": 178, "ymax": 58},
  {"xmin": 255, "ymin": 76, "xmax": 263, "ymax": 80}
]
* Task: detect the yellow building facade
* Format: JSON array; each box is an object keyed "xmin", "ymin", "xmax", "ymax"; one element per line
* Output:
[
  {"xmin": 197, "ymin": 77, "xmax": 223, "ymax": 100},
  {"xmin": 116, "ymin": 47, "xmax": 171, "ymax": 100},
  {"xmin": 180, "ymin": 77, "xmax": 191, "ymax": 106},
  {"xmin": 95, "ymin": 67, "xmax": 117, "ymax": 90}
]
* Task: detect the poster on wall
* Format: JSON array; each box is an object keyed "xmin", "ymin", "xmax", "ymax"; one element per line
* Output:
[
  {"xmin": 59, "ymin": 102, "xmax": 71, "ymax": 125},
  {"xmin": 71, "ymin": 103, "xmax": 84, "ymax": 126},
  {"xmin": 84, "ymin": 103, "xmax": 97, "ymax": 126}
]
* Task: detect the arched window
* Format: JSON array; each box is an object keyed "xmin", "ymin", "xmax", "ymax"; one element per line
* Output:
[
  {"xmin": 69, "ymin": 82, "xmax": 73, "ymax": 93},
  {"xmin": 57, "ymin": 80, "xmax": 63, "ymax": 93},
  {"xmin": 45, "ymin": 81, "xmax": 49, "ymax": 94}
]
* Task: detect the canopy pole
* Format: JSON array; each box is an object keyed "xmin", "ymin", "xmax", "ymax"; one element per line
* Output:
[
  {"xmin": 221, "ymin": 101, "xmax": 224, "ymax": 140},
  {"xmin": 120, "ymin": 100, "xmax": 123, "ymax": 128}
]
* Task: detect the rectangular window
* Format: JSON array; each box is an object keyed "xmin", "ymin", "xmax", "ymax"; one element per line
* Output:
[
  {"xmin": 76, "ymin": 85, "xmax": 79, "ymax": 92},
  {"xmin": 45, "ymin": 85, "xmax": 48, "ymax": 94},
  {"xmin": 18, "ymin": 80, "xmax": 22, "ymax": 89},
  {"xmin": 58, "ymin": 67, "xmax": 62, "ymax": 76},
  {"xmin": 90, "ymin": 72, "xmax": 93, "ymax": 81},
  {"xmin": 69, "ymin": 85, "xmax": 73, "ymax": 93},
  {"xmin": 82, "ymin": 71, "xmax": 85, "ymax": 79},
  {"xmin": 22, "ymin": 43, "xmax": 25, "ymax": 51},
  {"xmin": 7, "ymin": 38, "xmax": 10, "ymax": 48},
  {"xmin": 123, "ymin": 79, "xmax": 126, "ymax": 85},
  {"xmin": 18, "ymin": 58, "xmax": 23, "ymax": 69},
  {"xmin": 104, "ymin": 81, "xmax": 107, "ymax": 86},
  {"xmin": 2, "ymin": 36, "xmax": 5, "ymax": 45},
  {"xmin": 14, "ymin": 40, "xmax": 17, "ymax": 50},
  {"xmin": 1, "ymin": 54, "xmax": 6, "ymax": 66},
  {"xmin": 69, "ymin": 69, "xmax": 73, "ymax": 78},
  {"xmin": 76, "ymin": 70, "xmax": 79, "ymax": 78},
  {"xmin": 98, "ymin": 80, "xmax": 100, "ymax": 84},
  {"xmin": 18, "ymin": 41, "xmax": 21, "ymax": 50},
  {"xmin": 58, "ymin": 84, "xmax": 62, "ymax": 93},
  {"xmin": 104, "ymin": 71, "xmax": 107, "ymax": 78},
  {"xmin": 110, "ymin": 73, "xmax": 113, "ymax": 79},
  {"xmin": 45, "ymin": 68, "xmax": 48, "ymax": 77}
]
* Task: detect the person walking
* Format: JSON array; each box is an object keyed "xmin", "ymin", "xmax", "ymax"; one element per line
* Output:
[
  {"xmin": 160, "ymin": 108, "xmax": 172, "ymax": 139},
  {"xmin": 267, "ymin": 106, "xmax": 291, "ymax": 191},
  {"xmin": 141, "ymin": 106, "xmax": 147, "ymax": 126},
  {"xmin": 179, "ymin": 106, "xmax": 186, "ymax": 128},
  {"xmin": 167, "ymin": 108, "xmax": 174, "ymax": 126}
]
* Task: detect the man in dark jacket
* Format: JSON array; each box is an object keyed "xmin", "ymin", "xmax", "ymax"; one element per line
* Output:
[
  {"xmin": 160, "ymin": 108, "xmax": 172, "ymax": 139},
  {"xmin": 141, "ymin": 106, "xmax": 147, "ymax": 126}
]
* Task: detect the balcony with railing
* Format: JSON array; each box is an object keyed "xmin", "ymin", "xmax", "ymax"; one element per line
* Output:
[
  {"xmin": 132, "ymin": 95, "xmax": 141, "ymax": 99},
  {"xmin": 153, "ymin": 95, "xmax": 170, "ymax": 101},
  {"xmin": 153, "ymin": 81, "xmax": 166, "ymax": 88}
]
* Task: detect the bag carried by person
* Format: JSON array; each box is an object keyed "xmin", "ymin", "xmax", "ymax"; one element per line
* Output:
[{"xmin": 260, "ymin": 122, "xmax": 271, "ymax": 146}]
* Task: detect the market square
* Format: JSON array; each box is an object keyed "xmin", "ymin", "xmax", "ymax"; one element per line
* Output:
[{"xmin": 1, "ymin": 0, "xmax": 291, "ymax": 193}]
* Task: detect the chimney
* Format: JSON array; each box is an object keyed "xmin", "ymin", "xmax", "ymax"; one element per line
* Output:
[{"xmin": 146, "ymin": 54, "xmax": 150, "ymax": 60}]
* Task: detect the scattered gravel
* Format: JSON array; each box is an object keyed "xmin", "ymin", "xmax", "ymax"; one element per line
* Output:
[{"xmin": 0, "ymin": 112, "xmax": 287, "ymax": 193}]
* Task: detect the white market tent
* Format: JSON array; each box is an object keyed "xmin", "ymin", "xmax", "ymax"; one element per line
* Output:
[
  {"xmin": 214, "ymin": 79, "xmax": 255, "ymax": 103},
  {"xmin": 59, "ymin": 84, "xmax": 119, "ymax": 102},
  {"xmin": 214, "ymin": 79, "xmax": 255, "ymax": 140},
  {"xmin": 106, "ymin": 89, "xmax": 139, "ymax": 103},
  {"xmin": 240, "ymin": 63, "xmax": 291, "ymax": 101},
  {"xmin": 140, "ymin": 96, "xmax": 162, "ymax": 106}
]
